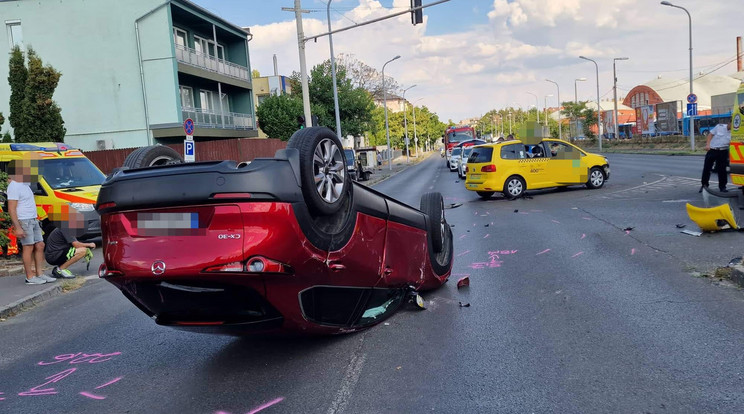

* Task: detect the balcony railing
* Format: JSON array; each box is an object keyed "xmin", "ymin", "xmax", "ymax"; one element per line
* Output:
[
  {"xmin": 182, "ymin": 108, "xmax": 254, "ymax": 130},
  {"xmin": 175, "ymin": 44, "xmax": 250, "ymax": 82}
]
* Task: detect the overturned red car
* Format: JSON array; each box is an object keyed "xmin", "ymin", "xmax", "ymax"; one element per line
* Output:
[{"xmin": 95, "ymin": 127, "xmax": 453, "ymax": 335}]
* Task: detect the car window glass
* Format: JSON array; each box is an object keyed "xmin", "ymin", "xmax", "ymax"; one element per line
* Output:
[
  {"xmin": 452, "ymin": 148, "xmax": 461, "ymax": 156},
  {"xmin": 501, "ymin": 144, "xmax": 525, "ymax": 160},
  {"xmin": 469, "ymin": 147, "xmax": 493, "ymax": 163},
  {"xmin": 40, "ymin": 158, "xmax": 106, "ymax": 189}
]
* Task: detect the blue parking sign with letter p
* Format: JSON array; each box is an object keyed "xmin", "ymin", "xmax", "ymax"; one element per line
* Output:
[{"xmin": 184, "ymin": 139, "xmax": 195, "ymax": 162}]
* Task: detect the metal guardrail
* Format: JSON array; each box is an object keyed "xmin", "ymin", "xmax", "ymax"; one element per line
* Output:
[
  {"xmin": 182, "ymin": 109, "xmax": 254, "ymax": 130},
  {"xmin": 175, "ymin": 44, "xmax": 249, "ymax": 82}
]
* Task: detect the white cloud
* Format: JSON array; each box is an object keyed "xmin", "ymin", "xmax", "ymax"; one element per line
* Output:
[{"xmin": 246, "ymin": 0, "xmax": 742, "ymax": 124}]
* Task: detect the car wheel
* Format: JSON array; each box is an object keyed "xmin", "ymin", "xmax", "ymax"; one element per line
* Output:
[
  {"xmin": 420, "ymin": 192, "xmax": 445, "ymax": 253},
  {"xmin": 287, "ymin": 127, "xmax": 351, "ymax": 216},
  {"xmin": 476, "ymin": 191, "xmax": 494, "ymax": 199},
  {"xmin": 586, "ymin": 167, "xmax": 606, "ymax": 189},
  {"xmin": 503, "ymin": 175, "xmax": 525, "ymax": 199},
  {"xmin": 123, "ymin": 145, "xmax": 183, "ymax": 169}
]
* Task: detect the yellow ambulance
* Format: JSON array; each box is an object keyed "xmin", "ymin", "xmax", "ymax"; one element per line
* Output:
[
  {"xmin": 731, "ymin": 82, "xmax": 744, "ymax": 186},
  {"xmin": 0, "ymin": 142, "xmax": 105, "ymax": 240}
]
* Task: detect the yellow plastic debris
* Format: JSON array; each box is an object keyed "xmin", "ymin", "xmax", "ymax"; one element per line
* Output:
[{"xmin": 686, "ymin": 203, "xmax": 739, "ymax": 232}]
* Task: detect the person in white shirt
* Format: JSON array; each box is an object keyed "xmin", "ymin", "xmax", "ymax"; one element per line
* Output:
[
  {"xmin": 701, "ymin": 118, "xmax": 732, "ymax": 193},
  {"xmin": 6, "ymin": 159, "xmax": 55, "ymax": 285}
]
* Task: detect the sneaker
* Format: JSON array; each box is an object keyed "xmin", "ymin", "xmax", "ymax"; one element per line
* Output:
[
  {"xmin": 58, "ymin": 268, "xmax": 76, "ymax": 279},
  {"xmin": 51, "ymin": 266, "xmax": 62, "ymax": 278},
  {"xmin": 25, "ymin": 276, "xmax": 47, "ymax": 285},
  {"xmin": 39, "ymin": 274, "xmax": 57, "ymax": 283}
]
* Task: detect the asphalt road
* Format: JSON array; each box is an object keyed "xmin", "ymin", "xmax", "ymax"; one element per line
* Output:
[{"xmin": 2, "ymin": 153, "xmax": 744, "ymax": 413}]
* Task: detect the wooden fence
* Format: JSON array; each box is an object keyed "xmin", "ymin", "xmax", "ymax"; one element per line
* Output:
[{"xmin": 84, "ymin": 138, "xmax": 287, "ymax": 175}]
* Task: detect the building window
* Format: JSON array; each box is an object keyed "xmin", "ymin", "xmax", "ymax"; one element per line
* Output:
[
  {"xmin": 199, "ymin": 90, "xmax": 215, "ymax": 112},
  {"xmin": 180, "ymin": 86, "xmax": 194, "ymax": 109},
  {"xmin": 6, "ymin": 20, "xmax": 22, "ymax": 49},
  {"xmin": 193, "ymin": 35, "xmax": 225, "ymax": 60},
  {"xmin": 173, "ymin": 27, "xmax": 187, "ymax": 49}
]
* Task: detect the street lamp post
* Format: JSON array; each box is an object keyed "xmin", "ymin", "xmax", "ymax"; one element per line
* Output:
[
  {"xmin": 661, "ymin": 1, "xmax": 695, "ymax": 151},
  {"xmin": 546, "ymin": 79, "xmax": 561, "ymax": 139},
  {"xmin": 526, "ymin": 92, "xmax": 539, "ymax": 123},
  {"xmin": 327, "ymin": 0, "xmax": 341, "ymax": 139},
  {"xmin": 402, "ymin": 84, "xmax": 417, "ymax": 164},
  {"xmin": 508, "ymin": 111, "xmax": 513, "ymax": 134},
  {"xmin": 412, "ymin": 97, "xmax": 423, "ymax": 156},
  {"xmin": 574, "ymin": 77, "xmax": 586, "ymax": 139},
  {"xmin": 613, "ymin": 57, "xmax": 629, "ymax": 140},
  {"xmin": 544, "ymin": 94, "xmax": 553, "ymax": 127},
  {"xmin": 579, "ymin": 55, "xmax": 602, "ymax": 151},
  {"xmin": 382, "ymin": 55, "xmax": 400, "ymax": 170}
]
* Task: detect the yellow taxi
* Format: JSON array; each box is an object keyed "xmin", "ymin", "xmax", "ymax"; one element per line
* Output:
[{"xmin": 464, "ymin": 139, "xmax": 610, "ymax": 199}]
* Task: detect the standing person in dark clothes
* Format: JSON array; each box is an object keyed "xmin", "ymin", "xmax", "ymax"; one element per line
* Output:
[
  {"xmin": 45, "ymin": 209, "xmax": 95, "ymax": 278},
  {"xmin": 700, "ymin": 118, "xmax": 731, "ymax": 192}
]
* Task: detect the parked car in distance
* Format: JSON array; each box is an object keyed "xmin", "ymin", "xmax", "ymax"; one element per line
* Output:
[
  {"xmin": 464, "ymin": 139, "xmax": 610, "ymax": 199},
  {"xmin": 96, "ymin": 127, "xmax": 453, "ymax": 335},
  {"xmin": 449, "ymin": 147, "xmax": 462, "ymax": 172},
  {"xmin": 458, "ymin": 147, "xmax": 473, "ymax": 179},
  {"xmin": 344, "ymin": 148, "xmax": 358, "ymax": 181}
]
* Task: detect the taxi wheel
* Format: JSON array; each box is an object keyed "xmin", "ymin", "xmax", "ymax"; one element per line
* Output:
[
  {"xmin": 503, "ymin": 176, "xmax": 525, "ymax": 199},
  {"xmin": 476, "ymin": 191, "xmax": 494, "ymax": 200},
  {"xmin": 586, "ymin": 167, "xmax": 606, "ymax": 189}
]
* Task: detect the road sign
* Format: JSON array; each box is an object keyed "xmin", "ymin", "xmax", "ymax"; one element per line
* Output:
[
  {"xmin": 183, "ymin": 118, "xmax": 195, "ymax": 135},
  {"xmin": 686, "ymin": 103, "xmax": 698, "ymax": 116},
  {"xmin": 687, "ymin": 93, "xmax": 697, "ymax": 104},
  {"xmin": 184, "ymin": 138, "xmax": 195, "ymax": 163}
]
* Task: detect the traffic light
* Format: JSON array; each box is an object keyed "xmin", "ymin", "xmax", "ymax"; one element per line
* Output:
[
  {"xmin": 297, "ymin": 115, "xmax": 305, "ymax": 129},
  {"xmin": 411, "ymin": 0, "xmax": 423, "ymax": 25}
]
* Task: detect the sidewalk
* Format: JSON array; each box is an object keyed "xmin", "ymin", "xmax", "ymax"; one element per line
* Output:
[
  {"xmin": 0, "ymin": 253, "xmax": 103, "ymax": 320},
  {"xmin": 365, "ymin": 151, "xmax": 432, "ymax": 186},
  {"xmin": 0, "ymin": 153, "xmax": 432, "ymax": 320}
]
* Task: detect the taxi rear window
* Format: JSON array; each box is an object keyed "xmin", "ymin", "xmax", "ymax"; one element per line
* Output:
[
  {"xmin": 468, "ymin": 147, "xmax": 493, "ymax": 163},
  {"xmin": 501, "ymin": 144, "xmax": 525, "ymax": 160}
]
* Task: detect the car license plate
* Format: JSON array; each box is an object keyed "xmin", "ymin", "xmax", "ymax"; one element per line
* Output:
[
  {"xmin": 137, "ymin": 212, "xmax": 199, "ymax": 229},
  {"xmin": 470, "ymin": 174, "xmax": 481, "ymax": 179},
  {"xmin": 467, "ymin": 183, "xmax": 477, "ymax": 188}
]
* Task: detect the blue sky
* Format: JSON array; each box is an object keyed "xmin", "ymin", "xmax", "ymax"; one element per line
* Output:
[
  {"xmin": 190, "ymin": 0, "xmax": 742, "ymax": 124},
  {"xmin": 192, "ymin": 0, "xmax": 490, "ymax": 36}
]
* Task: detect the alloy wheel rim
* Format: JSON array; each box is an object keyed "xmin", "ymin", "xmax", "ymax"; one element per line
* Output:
[
  {"xmin": 313, "ymin": 138, "xmax": 345, "ymax": 204},
  {"xmin": 591, "ymin": 171, "xmax": 603, "ymax": 186},
  {"xmin": 508, "ymin": 180, "xmax": 522, "ymax": 196}
]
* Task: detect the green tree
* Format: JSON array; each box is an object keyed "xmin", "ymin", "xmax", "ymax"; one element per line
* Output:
[
  {"xmin": 255, "ymin": 94, "xmax": 303, "ymax": 141},
  {"xmin": 561, "ymin": 101, "xmax": 596, "ymax": 138},
  {"xmin": 7, "ymin": 46, "xmax": 27, "ymax": 138},
  {"xmin": 251, "ymin": 69, "xmax": 261, "ymax": 78},
  {"xmin": 0, "ymin": 111, "xmax": 4, "ymax": 129},
  {"xmin": 290, "ymin": 60, "xmax": 374, "ymax": 137},
  {"xmin": 17, "ymin": 48, "xmax": 66, "ymax": 142}
]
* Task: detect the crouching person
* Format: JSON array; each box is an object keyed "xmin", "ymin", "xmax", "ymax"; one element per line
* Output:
[{"xmin": 45, "ymin": 210, "xmax": 95, "ymax": 279}]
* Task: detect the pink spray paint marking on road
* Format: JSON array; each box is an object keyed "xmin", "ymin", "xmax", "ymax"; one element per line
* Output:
[
  {"xmin": 625, "ymin": 230, "xmax": 631, "ymax": 235},
  {"xmin": 80, "ymin": 391, "xmax": 105, "ymax": 400},
  {"xmin": 582, "ymin": 217, "xmax": 592, "ymax": 220},
  {"xmin": 580, "ymin": 234, "xmax": 586, "ymax": 240},
  {"xmin": 551, "ymin": 220, "xmax": 561, "ymax": 224},
  {"xmin": 631, "ymin": 248, "xmax": 637, "ymax": 255},
  {"xmin": 459, "ymin": 234, "xmax": 467, "ymax": 240},
  {"xmin": 571, "ymin": 252, "xmax": 584, "ymax": 258},
  {"xmin": 19, "ymin": 368, "xmax": 77, "ymax": 396},
  {"xmin": 38, "ymin": 352, "xmax": 122, "ymax": 366},
  {"xmin": 457, "ymin": 250, "xmax": 471, "ymax": 257},
  {"xmin": 536, "ymin": 249, "xmax": 551, "ymax": 255},
  {"xmin": 0, "ymin": 392, "xmax": 5, "ymax": 401},
  {"xmin": 94, "ymin": 377, "xmax": 123, "ymax": 389},
  {"xmin": 483, "ymin": 234, "xmax": 490, "ymax": 239},
  {"xmin": 247, "ymin": 397, "xmax": 285, "ymax": 414}
]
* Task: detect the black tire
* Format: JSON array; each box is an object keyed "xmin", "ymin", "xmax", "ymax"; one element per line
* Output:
[
  {"xmin": 586, "ymin": 167, "xmax": 606, "ymax": 189},
  {"xmin": 123, "ymin": 145, "xmax": 183, "ymax": 169},
  {"xmin": 287, "ymin": 127, "xmax": 351, "ymax": 216},
  {"xmin": 503, "ymin": 175, "xmax": 526, "ymax": 199},
  {"xmin": 420, "ymin": 192, "xmax": 445, "ymax": 253},
  {"xmin": 476, "ymin": 191, "xmax": 494, "ymax": 199}
]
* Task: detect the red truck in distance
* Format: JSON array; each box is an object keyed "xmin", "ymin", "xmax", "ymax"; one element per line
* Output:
[{"xmin": 444, "ymin": 126, "xmax": 476, "ymax": 168}]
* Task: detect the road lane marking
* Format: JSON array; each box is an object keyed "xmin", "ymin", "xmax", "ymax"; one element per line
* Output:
[{"xmin": 327, "ymin": 353, "xmax": 366, "ymax": 414}]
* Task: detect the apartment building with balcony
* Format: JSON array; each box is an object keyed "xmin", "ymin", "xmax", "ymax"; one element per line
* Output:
[{"xmin": 0, "ymin": 0, "xmax": 257, "ymax": 150}]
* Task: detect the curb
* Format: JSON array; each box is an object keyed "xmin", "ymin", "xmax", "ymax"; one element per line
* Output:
[
  {"xmin": 0, "ymin": 284, "xmax": 63, "ymax": 319},
  {"xmin": 0, "ymin": 275, "xmax": 99, "ymax": 320}
]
